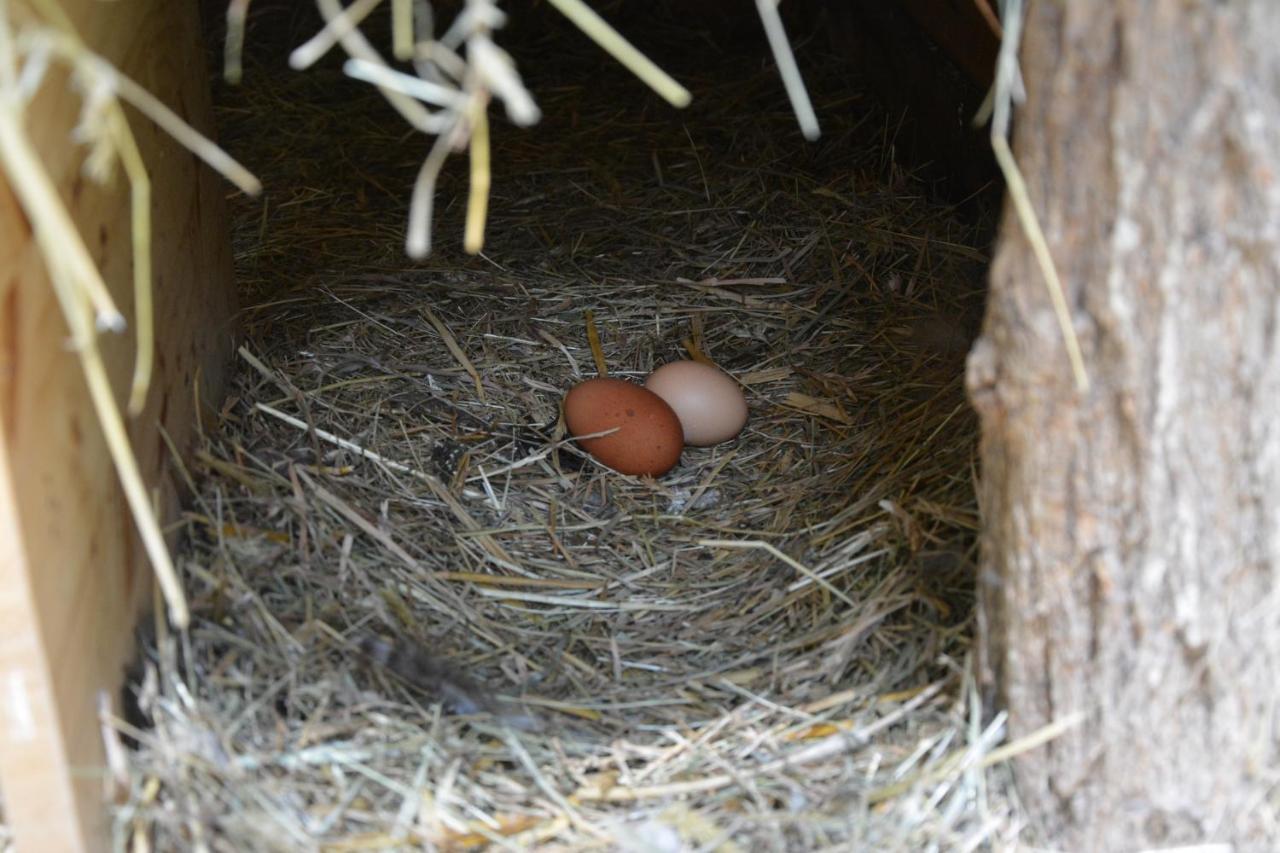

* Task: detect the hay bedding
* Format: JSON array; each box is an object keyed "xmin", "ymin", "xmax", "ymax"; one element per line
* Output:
[{"xmin": 116, "ymin": 3, "xmax": 1018, "ymax": 850}]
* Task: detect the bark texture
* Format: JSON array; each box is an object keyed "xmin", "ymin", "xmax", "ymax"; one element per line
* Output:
[{"xmin": 966, "ymin": 1, "xmax": 1280, "ymax": 849}]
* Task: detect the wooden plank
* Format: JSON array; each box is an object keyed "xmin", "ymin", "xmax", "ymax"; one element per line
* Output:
[
  {"xmin": 897, "ymin": 0, "xmax": 1002, "ymax": 90},
  {"xmin": 826, "ymin": 1, "xmax": 1000, "ymax": 205},
  {"xmin": 0, "ymin": 0, "xmax": 235, "ymax": 849}
]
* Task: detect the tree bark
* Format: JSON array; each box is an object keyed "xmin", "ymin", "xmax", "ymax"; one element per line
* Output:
[{"xmin": 966, "ymin": 1, "xmax": 1280, "ymax": 849}]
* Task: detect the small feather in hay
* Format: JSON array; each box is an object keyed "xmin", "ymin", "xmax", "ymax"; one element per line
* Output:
[{"xmin": 356, "ymin": 632, "xmax": 541, "ymax": 731}]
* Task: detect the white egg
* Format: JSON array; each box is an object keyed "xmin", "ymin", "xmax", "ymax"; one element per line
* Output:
[{"xmin": 644, "ymin": 360, "xmax": 748, "ymax": 446}]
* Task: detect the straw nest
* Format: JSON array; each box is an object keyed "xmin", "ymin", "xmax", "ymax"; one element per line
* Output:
[{"xmin": 114, "ymin": 4, "xmax": 1019, "ymax": 850}]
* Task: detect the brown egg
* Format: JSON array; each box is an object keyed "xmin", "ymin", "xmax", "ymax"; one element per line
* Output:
[
  {"xmin": 644, "ymin": 360, "xmax": 748, "ymax": 446},
  {"xmin": 563, "ymin": 378, "xmax": 684, "ymax": 476}
]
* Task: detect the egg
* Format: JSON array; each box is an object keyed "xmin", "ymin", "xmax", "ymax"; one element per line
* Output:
[
  {"xmin": 644, "ymin": 360, "xmax": 748, "ymax": 446},
  {"xmin": 563, "ymin": 378, "xmax": 684, "ymax": 476}
]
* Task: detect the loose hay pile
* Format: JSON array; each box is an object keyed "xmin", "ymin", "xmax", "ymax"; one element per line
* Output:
[{"xmin": 116, "ymin": 4, "xmax": 1021, "ymax": 849}]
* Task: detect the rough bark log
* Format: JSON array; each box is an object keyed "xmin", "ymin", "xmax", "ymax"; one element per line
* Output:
[{"xmin": 966, "ymin": 1, "xmax": 1280, "ymax": 849}]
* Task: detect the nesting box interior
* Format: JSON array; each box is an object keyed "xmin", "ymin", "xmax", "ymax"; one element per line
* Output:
[{"xmin": 0, "ymin": 1, "xmax": 1011, "ymax": 849}]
